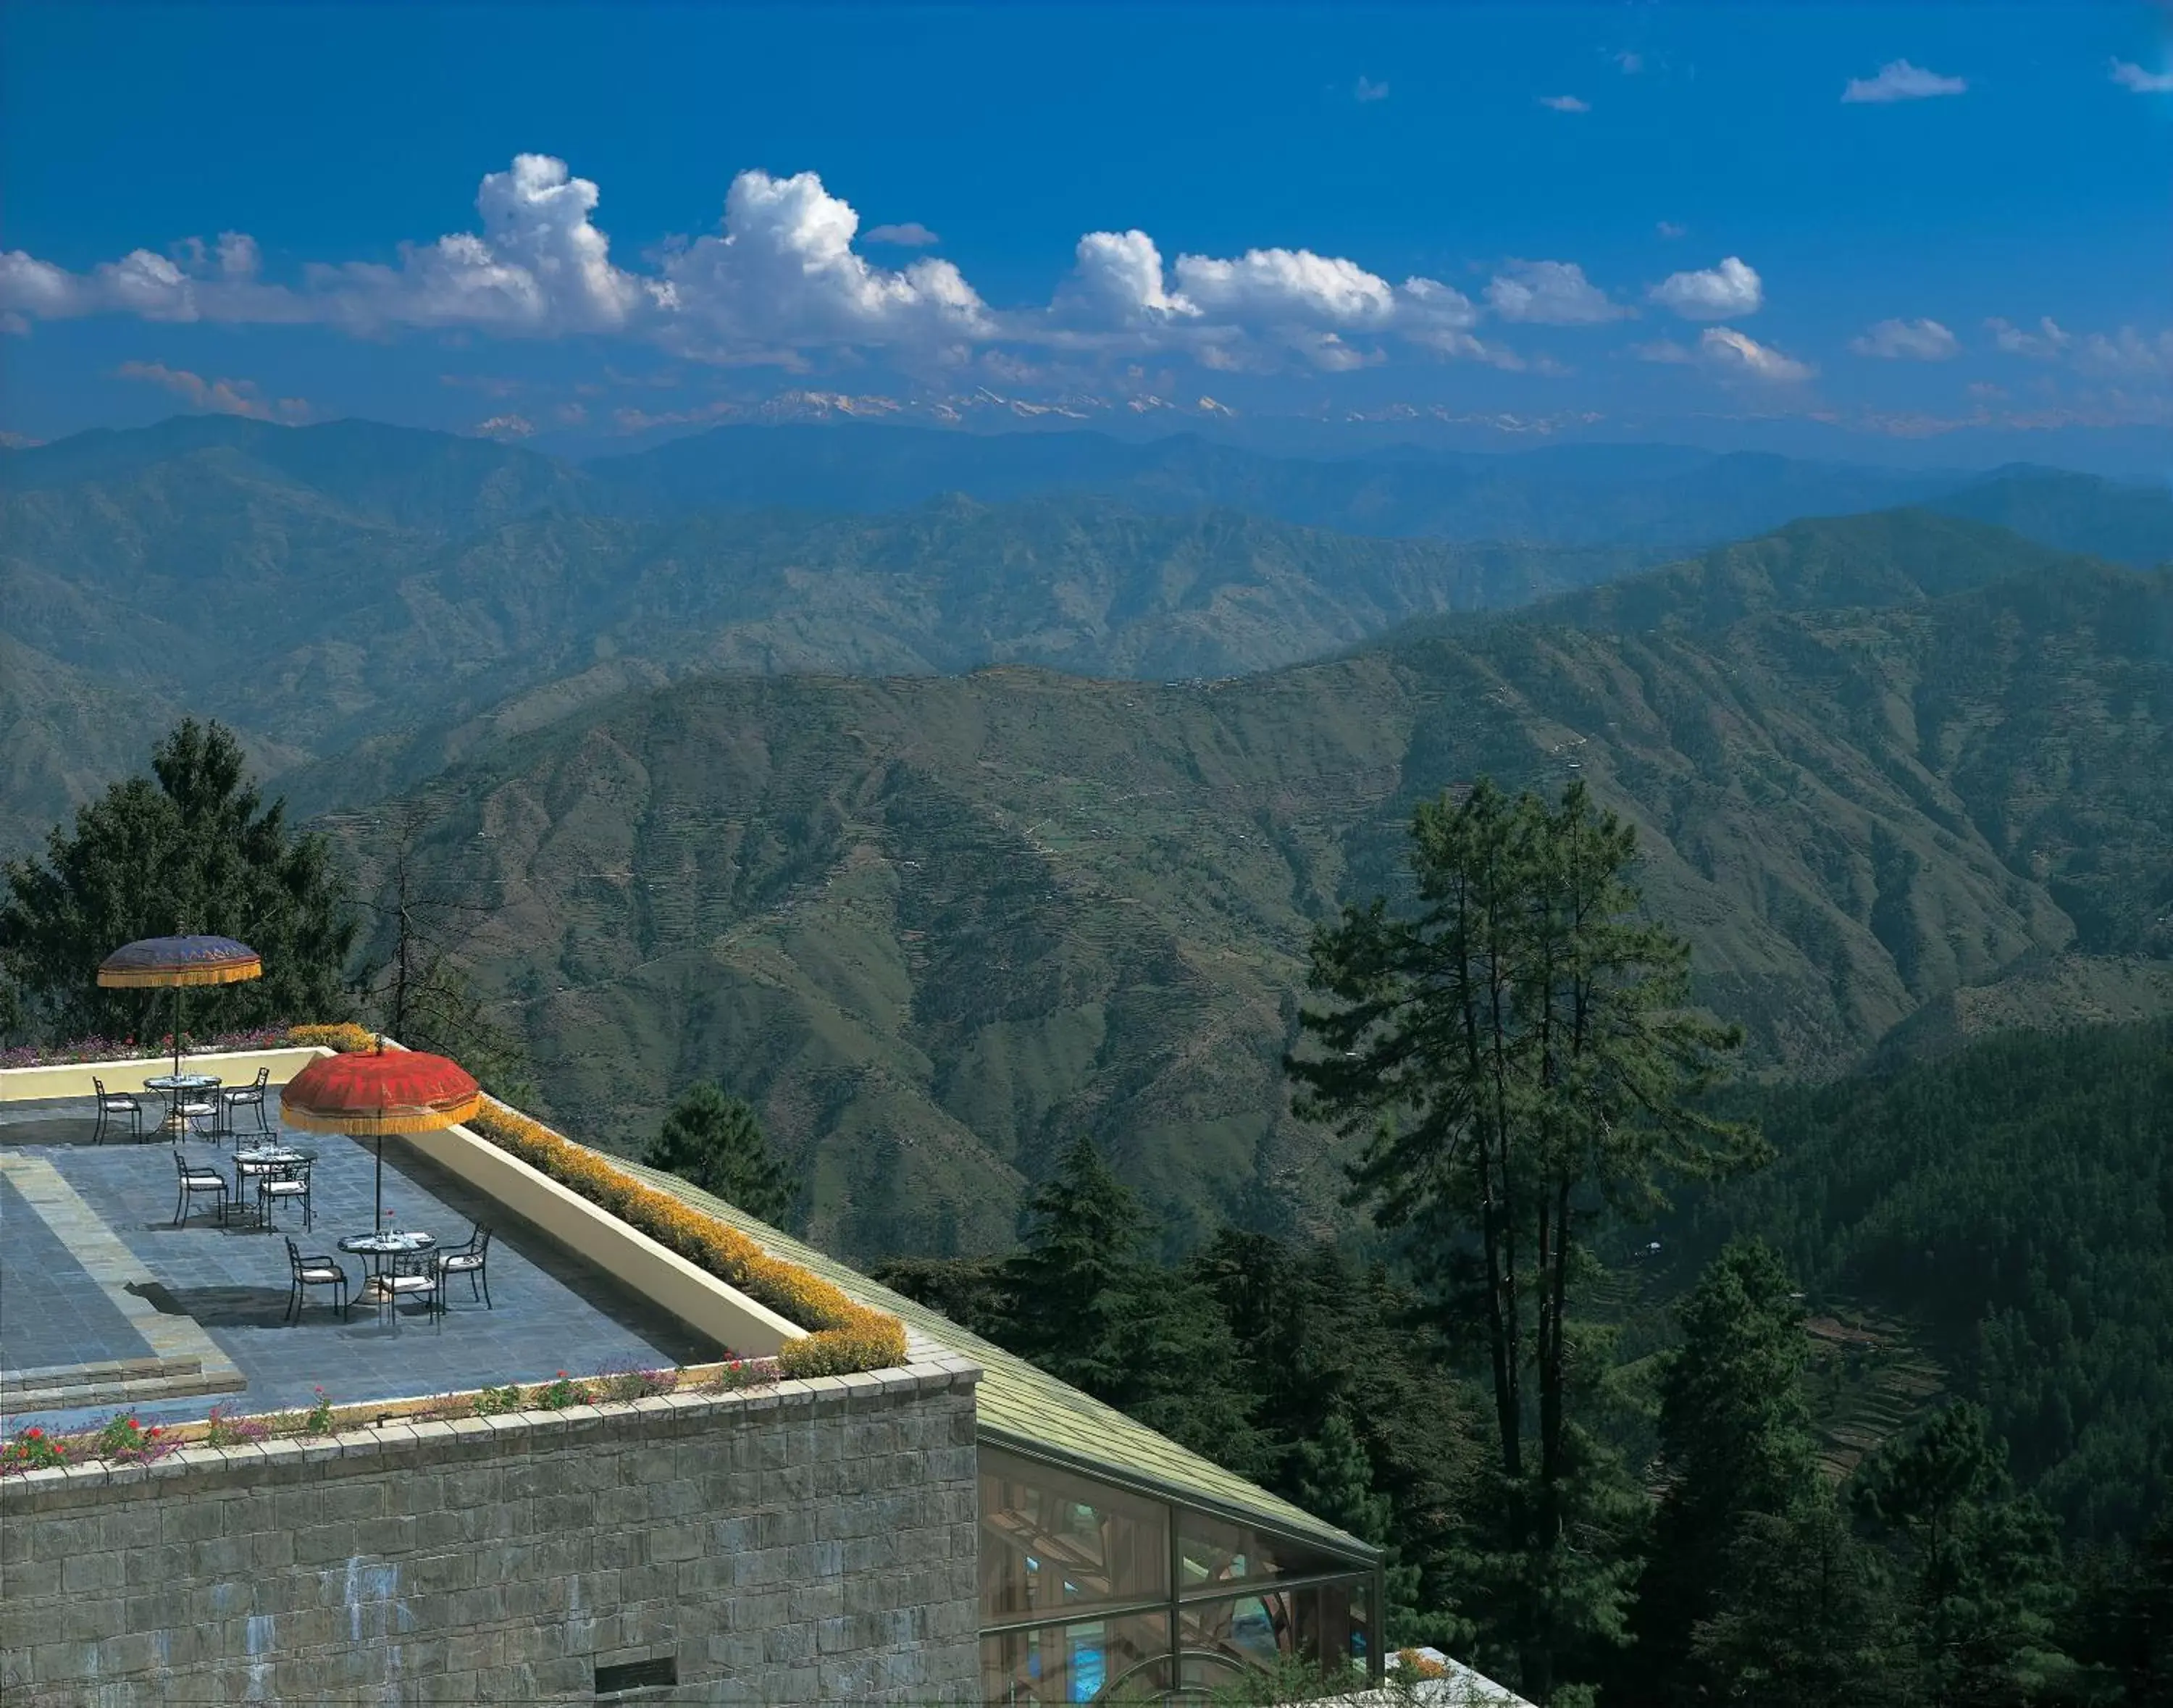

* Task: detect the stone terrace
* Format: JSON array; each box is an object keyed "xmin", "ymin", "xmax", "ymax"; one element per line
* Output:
[{"xmin": 0, "ymin": 1097, "xmax": 718, "ymax": 1435}]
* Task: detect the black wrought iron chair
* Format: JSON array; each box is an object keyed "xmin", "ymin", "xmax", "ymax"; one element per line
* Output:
[
  {"xmin": 92, "ymin": 1076, "xmax": 143, "ymax": 1144},
  {"xmin": 256, "ymin": 1159, "xmax": 314, "ymax": 1231},
  {"xmin": 432, "ymin": 1223, "xmax": 494, "ymax": 1310},
  {"xmin": 172, "ymin": 1146, "xmax": 230, "ymax": 1226},
  {"xmin": 283, "ymin": 1237, "xmax": 351, "ymax": 1322},
  {"xmin": 369, "ymin": 1264, "xmax": 442, "ymax": 1328},
  {"xmin": 221, "ymin": 1066, "xmax": 272, "ymax": 1139}
]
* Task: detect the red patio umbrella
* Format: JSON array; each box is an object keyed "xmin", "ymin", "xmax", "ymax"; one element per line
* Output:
[
  {"xmin": 280, "ymin": 1043, "xmax": 482, "ymax": 1226},
  {"xmin": 98, "ymin": 934, "xmax": 263, "ymax": 1079}
]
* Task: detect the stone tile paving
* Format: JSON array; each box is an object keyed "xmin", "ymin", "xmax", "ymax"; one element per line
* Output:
[
  {"xmin": 0, "ymin": 1171, "xmax": 154, "ymax": 1373},
  {"xmin": 0, "ymin": 1097, "xmax": 721, "ymax": 1436}
]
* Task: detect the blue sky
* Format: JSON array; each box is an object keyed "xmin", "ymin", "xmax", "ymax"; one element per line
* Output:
[{"xmin": 3, "ymin": 3, "xmax": 2168, "ymax": 467}]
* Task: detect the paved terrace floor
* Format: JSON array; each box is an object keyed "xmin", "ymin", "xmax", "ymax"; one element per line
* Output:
[{"xmin": 0, "ymin": 1096, "xmax": 720, "ymax": 1436}]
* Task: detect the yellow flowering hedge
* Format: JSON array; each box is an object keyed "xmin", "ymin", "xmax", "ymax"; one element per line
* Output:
[
  {"xmin": 285, "ymin": 1022, "xmax": 378, "ymax": 1054},
  {"xmin": 468, "ymin": 1101, "xmax": 907, "ymax": 1377},
  {"xmin": 279, "ymin": 1024, "xmax": 906, "ymax": 1377}
]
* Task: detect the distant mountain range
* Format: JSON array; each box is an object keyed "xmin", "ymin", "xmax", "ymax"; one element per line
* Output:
[
  {"xmin": 282, "ymin": 520, "xmax": 2171, "ymax": 1259},
  {"xmin": 8, "ymin": 413, "xmax": 2167, "ymax": 558},
  {"xmin": 6, "ymin": 414, "xmax": 2169, "ymax": 1258}
]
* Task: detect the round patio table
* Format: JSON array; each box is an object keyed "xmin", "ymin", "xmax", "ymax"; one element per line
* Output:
[
  {"xmin": 338, "ymin": 1229, "xmax": 437, "ymax": 1304},
  {"xmin": 232, "ymin": 1144, "xmax": 314, "ymax": 1221},
  {"xmin": 143, "ymin": 1072, "xmax": 222, "ymax": 1135}
]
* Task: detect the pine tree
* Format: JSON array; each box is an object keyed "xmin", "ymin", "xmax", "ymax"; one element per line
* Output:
[
  {"xmin": 1291, "ymin": 779, "xmax": 1759, "ymax": 1702},
  {"xmin": 1854, "ymin": 1402, "xmax": 2074, "ymax": 1702},
  {"xmin": 1625, "ymin": 1239, "xmax": 1824, "ymax": 1701},
  {"xmin": 1003, "ymin": 1134, "xmax": 1152, "ymax": 1397},
  {"xmin": 1686, "ymin": 1489, "xmax": 1896, "ymax": 1708},
  {"xmin": 1, "ymin": 719, "xmax": 356, "ymax": 1041},
  {"xmin": 645, "ymin": 1082, "xmax": 798, "ymax": 1227},
  {"xmin": 1296, "ymin": 1407, "xmax": 1424, "ymax": 1638}
]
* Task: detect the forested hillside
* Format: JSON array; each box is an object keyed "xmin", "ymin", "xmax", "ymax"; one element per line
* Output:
[
  {"xmin": 292, "ymin": 543, "xmax": 2172, "ymax": 1260},
  {"xmin": 1667, "ymin": 1020, "xmax": 2173, "ymax": 1543}
]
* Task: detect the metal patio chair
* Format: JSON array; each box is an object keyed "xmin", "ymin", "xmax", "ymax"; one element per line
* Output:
[
  {"xmin": 256, "ymin": 1158, "xmax": 314, "ymax": 1231},
  {"xmin": 283, "ymin": 1237, "xmax": 351, "ymax": 1322},
  {"xmin": 432, "ymin": 1223, "xmax": 494, "ymax": 1310},
  {"xmin": 92, "ymin": 1076, "xmax": 143, "ymax": 1144},
  {"xmin": 221, "ymin": 1066, "xmax": 272, "ymax": 1139},
  {"xmin": 172, "ymin": 1146, "xmax": 230, "ymax": 1226}
]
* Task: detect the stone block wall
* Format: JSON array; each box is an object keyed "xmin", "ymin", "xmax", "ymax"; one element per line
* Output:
[{"xmin": 0, "ymin": 1360, "xmax": 981, "ymax": 1705}]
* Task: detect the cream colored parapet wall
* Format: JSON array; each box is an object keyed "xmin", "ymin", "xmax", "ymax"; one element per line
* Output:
[
  {"xmin": 392, "ymin": 1118, "xmax": 810, "ymax": 1360},
  {"xmin": 0, "ymin": 1046, "xmax": 328, "ymax": 1103}
]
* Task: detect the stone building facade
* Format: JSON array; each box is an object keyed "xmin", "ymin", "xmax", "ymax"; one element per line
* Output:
[{"xmin": 0, "ymin": 1360, "xmax": 982, "ymax": 1705}]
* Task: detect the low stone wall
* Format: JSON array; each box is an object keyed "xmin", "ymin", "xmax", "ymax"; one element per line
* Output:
[
  {"xmin": 0, "ymin": 1360, "xmax": 983, "ymax": 1705},
  {"xmin": 0, "ymin": 1046, "xmax": 327, "ymax": 1104}
]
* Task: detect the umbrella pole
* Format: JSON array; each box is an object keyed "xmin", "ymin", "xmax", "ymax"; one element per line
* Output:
[
  {"xmin": 376, "ymin": 1134, "xmax": 385, "ymax": 1228},
  {"xmin": 173, "ymin": 987, "xmax": 183, "ymax": 1080}
]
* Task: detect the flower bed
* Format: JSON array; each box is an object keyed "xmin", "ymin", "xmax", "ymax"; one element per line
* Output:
[
  {"xmin": 285, "ymin": 1025, "xmax": 908, "ymax": 1379},
  {"xmin": 468, "ymin": 1100, "xmax": 907, "ymax": 1378},
  {"xmin": 1, "ymin": 1359, "xmax": 779, "ymax": 1475},
  {"xmin": 1, "ymin": 1024, "xmax": 294, "ymax": 1070}
]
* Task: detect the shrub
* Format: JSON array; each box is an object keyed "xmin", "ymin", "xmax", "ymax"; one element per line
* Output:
[
  {"xmin": 93, "ymin": 1414, "xmax": 175, "ymax": 1463},
  {"xmin": 1, "ymin": 1425, "xmax": 68, "ymax": 1473},
  {"xmin": 285, "ymin": 1022, "xmax": 377, "ymax": 1055}
]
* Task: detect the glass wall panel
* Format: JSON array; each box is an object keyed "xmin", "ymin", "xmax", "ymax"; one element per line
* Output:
[
  {"xmin": 1176, "ymin": 1510, "xmax": 1355, "ymax": 1594},
  {"xmin": 980, "ymin": 1612, "xmax": 1171, "ymax": 1705},
  {"xmin": 981, "ymin": 1446, "xmax": 1171, "ymax": 1622},
  {"xmin": 1175, "ymin": 1578, "xmax": 1372, "ymax": 1687}
]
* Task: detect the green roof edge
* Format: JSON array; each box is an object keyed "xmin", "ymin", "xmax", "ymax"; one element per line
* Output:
[{"xmin": 614, "ymin": 1155, "xmax": 1378, "ymax": 1562}]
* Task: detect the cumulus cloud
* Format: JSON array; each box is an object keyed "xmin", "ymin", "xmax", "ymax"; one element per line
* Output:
[
  {"xmin": 1699, "ymin": 327, "xmax": 1812, "ymax": 382},
  {"xmin": 1484, "ymin": 260, "xmax": 1629, "ymax": 325},
  {"xmin": 2110, "ymin": 59, "xmax": 2173, "ymax": 93},
  {"xmin": 114, "ymin": 361, "xmax": 308, "ymax": 420},
  {"xmin": 1843, "ymin": 59, "xmax": 1967, "ymax": 103},
  {"xmin": 472, "ymin": 413, "xmax": 536, "ymax": 438},
  {"xmin": 1649, "ymin": 256, "xmax": 1762, "ymax": 319},
  {"xmin": 1055, "ymin": 230, "xmax": 1199, "ymax": 327},
  {"xmin": 656, "ymin": 168, "xmax": 990, "ymax": 355},
  {"xmin": 1538, "ymin": 94, "xmax": 1591, "ymax": 112},
  {"xmin": 1986, "ymin": 316, "xmax": 2073, "ymax": 359},
  {"xmin": 0, "ymin": 151, "xmax": 1598, "ymax": 377},
  {"xmin": 1850, "ymin": 317, "xmax": 1959, "ymax": 360},
  {"xmin": 1354, "ymin": 75, "xmax": 1390, "ymax": 103}
]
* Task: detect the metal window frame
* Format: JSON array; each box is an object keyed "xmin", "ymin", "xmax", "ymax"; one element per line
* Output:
[{"xmin": 976, "ymin": 1434, "xmax": 1387, "ymax": 1688}]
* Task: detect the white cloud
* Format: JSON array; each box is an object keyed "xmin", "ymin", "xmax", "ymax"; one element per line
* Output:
[
  {"xmin": 1483, "ymin": 260, "xmax": 1629, "ymax": 325},
  {"xmin": 1655, "ymin": 221, "xmax": 1686, "ymax": 239},
  {"xmin": 1175, "ymin": 247, "xmax": 1399, "ymax": 327},
  {"xmin": 472, "ymin": 412, "xmax": 536, "ymax": 438},
  {"xmin": 1615, "ymin": 51, "xmax": 1644, "ymax": 75},
  {"xmin": 1649, "ymin": 256, "xmax": 1762, "ymax": 319},
  {"xmin": 1849, "ymin": 317, "xmax": 1959, "ymax": 361},
  {"xmin": 864, "ymin": 222, "xmax": 941, "ymax": 246},
  {"xmin": 2074, "ymin": 326, "xmax": 2173, "ymax": 377},
  {"xmin": 2110, "ymin": 59, "xmax": 2173, "ymax": 93},
  {"xmin": 1699, "ymin": 327, "xmax": 1812, "ymax": 382},
  {"xmin": 1842, "ymin": 59, "xmax": 1967, "ymax": 103},
  {"xmin": 0, "ymin": 152, "xmax": 1573, "ymax": 377},
  {"xmin": 1634, "ymin": 330, "xmax": 1810, "ymax": 382},
  {"xmin": 1056, "ymin": 230, "xmax": 1198, "ymax": 327},
  {"xmin": 1538, "ymin": 94, "xmax": 1591, "ymax": 112},
  {"xmin": 656, "ymin": 168, "xmax": 992, "ymax": 355},
  {"xmin": 113, "ymin": 360, "xmax": 307, "ymax": 420},
  {"xmin": 1986, "ymin": 316, "xmax": 2072, "ymax": 359},
  {"xmin": 1354, "ymin": 75, "xmax": 1390, "ymax": 103}
]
